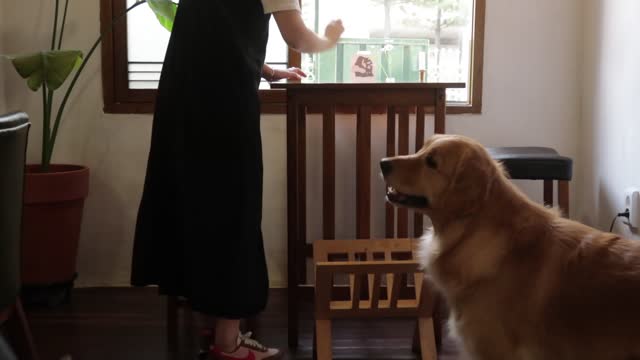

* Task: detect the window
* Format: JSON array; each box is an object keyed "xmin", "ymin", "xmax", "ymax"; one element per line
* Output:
[{"xmin": 100, "ymin": 0, "xmax": 484, "ymax": 114}]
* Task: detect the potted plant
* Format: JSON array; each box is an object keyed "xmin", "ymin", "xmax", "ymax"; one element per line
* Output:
[{"xmin": 2, "ymin": 0, "xmax": 176, "ymax": 306}]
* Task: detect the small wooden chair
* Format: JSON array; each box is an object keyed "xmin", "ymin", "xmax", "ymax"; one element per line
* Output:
[{"xmin": 313, "ymin": 238, "xmax": 437, "ymax": 360}]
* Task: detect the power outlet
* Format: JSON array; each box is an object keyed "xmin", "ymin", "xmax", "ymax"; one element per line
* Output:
[{"xmin": 624, "ymin": 187, "xmax": 640, "ymax": 227}]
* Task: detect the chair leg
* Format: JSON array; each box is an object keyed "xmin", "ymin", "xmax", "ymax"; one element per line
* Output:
[
  {"xmin": 558, "ymin": 181, "xmax": 570, "ymax": 218},
  {"xmin": 167, "ymin": 295, "xmax": 179, "ymax": 358},
  {"xmin": 416, "ymin": 293, "xmax": 445, "ymax": 355},
  {"xmin": 312, "ymin": 324, "xmax": 318, "ymax": 360},
  {"xmin": 288, "ymin": 286, "xmax": 298, "ymax": 348},
  {"xmin": 315, "ymin": 320, "xmax": 332, "ymax": 360},
  {"xmin": 412, "ymin": 320, "xmax": 420, "ymax": 353},
  {"xmin": 543, "ymin": 180, "xmax": 553, "ymax": 208},
  {"xmin": 418, "ymin": 317, "xmax": 437, "ymax": 360},
  {"xmin": 6, "ymin": 299, "xmax": 39, "ymax": 360}
]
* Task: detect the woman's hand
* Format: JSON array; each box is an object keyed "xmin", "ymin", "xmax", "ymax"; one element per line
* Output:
[
  {"xmin": 324, "ymin": 19, "xmax": 345, "ymax": 45},
  {"xmin": 272, "ymin": 67, "xmax": 307, "ymax": 81},
  {"xmin": 273, "ymin": 10, "xmax": 344, "ymax": 53},
  {"xmin": 263, "ymin": 64, "xmax": 307, "ymax": 82}
]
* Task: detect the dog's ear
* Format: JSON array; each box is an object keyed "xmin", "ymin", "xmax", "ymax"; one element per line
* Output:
[{"xmin": 448, "ymin": 148, "xmax": 494, "ymax": 215}]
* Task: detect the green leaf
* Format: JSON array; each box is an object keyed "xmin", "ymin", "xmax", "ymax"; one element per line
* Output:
[
  {"xmin": 3, "ymin": 50, "xmax": 84, "ymax": 92},
  {"xmin": 147, "ymin": 0, "xmax": 177, "ymax": 32},
  {"xmin": 4, "ymin": 53, "xmax": 43, "ymax": 91},
  {"xmin": 46, "ymin": 50, "xmax": 84, "ymax": 90},
  {"xmin": 27, "ymin": 71, "xmax": 44, "ymax": 91}
]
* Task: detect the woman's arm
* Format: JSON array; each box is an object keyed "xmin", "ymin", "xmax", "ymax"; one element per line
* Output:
[
  {"xmin": 273, "ymin": 10, "xmax": 344, "ymax": 53},
  {"xmin": 261, "ymin": 64, "xmax": 276, "ymax": 81}
]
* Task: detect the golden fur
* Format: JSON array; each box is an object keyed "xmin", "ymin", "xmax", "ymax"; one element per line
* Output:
[{"xmin": 381, "ymin": 134, "xmax": 640, "ymax": 360}]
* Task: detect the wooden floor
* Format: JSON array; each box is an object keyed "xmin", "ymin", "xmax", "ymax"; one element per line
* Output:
[{"xmin": 21, "ymin": 288, "xmax": 463, "ymax": 360}]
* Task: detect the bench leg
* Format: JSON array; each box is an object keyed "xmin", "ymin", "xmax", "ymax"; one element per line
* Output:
[
  {"xmin": 543, "ymin": 180, "xmax": 553, "ymax": 208},
  {"xmin": 315, "ymin": 320, "xmax": 332, "ymax": 360},
  {"xmin": 558, "ymin": 180, "xmax": 570, "ymax": 218},
  {"xmin": 418, "ymin": 317, "xmax": 437, "ymax": 360}
]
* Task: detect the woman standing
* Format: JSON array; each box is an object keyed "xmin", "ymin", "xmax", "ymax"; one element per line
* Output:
[{"xmin": 130, "ymin": 0, "xmax": 343, "ymax": 359}]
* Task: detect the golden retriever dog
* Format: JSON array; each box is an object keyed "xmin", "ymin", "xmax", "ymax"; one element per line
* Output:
[{"xmin": 380, "ymin": 134, "xmax": 640, "ymax": 360}]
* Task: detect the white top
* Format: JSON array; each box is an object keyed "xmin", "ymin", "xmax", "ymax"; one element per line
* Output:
[{"xmin": 261, "ymin": 0, "xmax": 301, "ymax": 14}]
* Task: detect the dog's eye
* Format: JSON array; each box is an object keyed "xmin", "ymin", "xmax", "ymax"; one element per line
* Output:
[{"xmin": 425, "ymin": 155, "xmax": 437, "ymax": 169}]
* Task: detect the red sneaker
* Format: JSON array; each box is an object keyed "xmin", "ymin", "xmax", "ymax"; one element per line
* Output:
[{"xmin": 209, "ymin": 332, "xmax": 281, "ymax": 360}]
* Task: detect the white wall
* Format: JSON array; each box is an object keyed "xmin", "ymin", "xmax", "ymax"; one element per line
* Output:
[
  {"xmin": 2, "ymin": 0, "xmax": 582, "ymax": 287},
  {"xmin": 578, "ymin": 0, "xmax": 640, "ymax": 238}
]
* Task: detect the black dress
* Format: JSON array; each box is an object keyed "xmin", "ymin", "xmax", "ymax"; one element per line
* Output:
[{"xmin": 131, "ymin": 0, "xmax": 271, "ymax": 319}]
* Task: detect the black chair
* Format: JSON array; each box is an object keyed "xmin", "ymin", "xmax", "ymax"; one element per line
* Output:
[
  {"xmin": 0, "ymin": 335, "xmax": 18, "ymax": 360},
  {"xmin": 487, "ymin": 146, "xmax": 573, "ymax": 217},
  {"xmin": 0, "ymin": 111, "xmax": 39, "ymax": 360}
]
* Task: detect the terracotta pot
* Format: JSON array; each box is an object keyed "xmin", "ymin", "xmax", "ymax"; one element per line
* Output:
[{"xmin": 21, "ymin": 164, "xmax": 89, "ymax": 287}]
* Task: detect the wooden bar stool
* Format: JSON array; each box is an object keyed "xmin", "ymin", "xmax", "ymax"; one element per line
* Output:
[
  {"xmin": 487, "ymin": 147, "xmax": 573, "ymax": 217},
  {"xmin": 270, "ymin": 81, "xmax": 465, "ymax": 349},
  {"xmin": 313, "ymin": 239, "xmax": 437, "ymax": 360}
]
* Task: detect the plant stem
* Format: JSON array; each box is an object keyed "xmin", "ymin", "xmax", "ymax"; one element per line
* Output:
[
  {"xmin": 41, "ymin": 84, "xmax": 49, "ymax": 171},
  {"xmin": 44, "ymin": 88, "xmax": 55, "ymax": 169},
  {"xmin": 46, "ymin": 0, "xmax": 147, "ymax": 165},
  {"xmin": 51, "ymin": 0, "xmax": 60, "ymax": 50},
  {"xmin": 58, "ymin": 0, "xmax": 70, "ymax": 50}
]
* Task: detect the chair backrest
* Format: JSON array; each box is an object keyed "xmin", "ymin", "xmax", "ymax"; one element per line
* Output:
[
  {"xmin": 0, "ymin": 112, "xmax": 31, "ymax": 310},
  {"xmin": 294, "ymin": 104, "xmax": 438, "ymax": 285},
  {"xmin": 313, "ymin": 239, "xmax": 433, "ymax": 320},
  {"xmin": 282, "ymin": 84, "xmax": 451, "ymax": 297},
  {"xmin": 319, "ymin": 105, "xmax": 434, "ymax": 242}
]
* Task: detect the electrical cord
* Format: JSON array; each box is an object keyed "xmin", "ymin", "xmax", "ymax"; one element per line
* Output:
[{"xmin": 609, "ymin": 208, "xmax": 630, "ymax": 232}]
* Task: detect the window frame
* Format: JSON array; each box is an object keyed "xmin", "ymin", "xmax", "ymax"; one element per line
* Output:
[{"xmin": 100, "ymin": 0, "xmax": 484, "ymax": 114}]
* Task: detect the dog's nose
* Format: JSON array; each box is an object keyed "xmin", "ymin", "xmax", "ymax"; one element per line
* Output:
[{"xmin": 380, "ymin": 159, "xmax": 392, "ymax": 176}]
